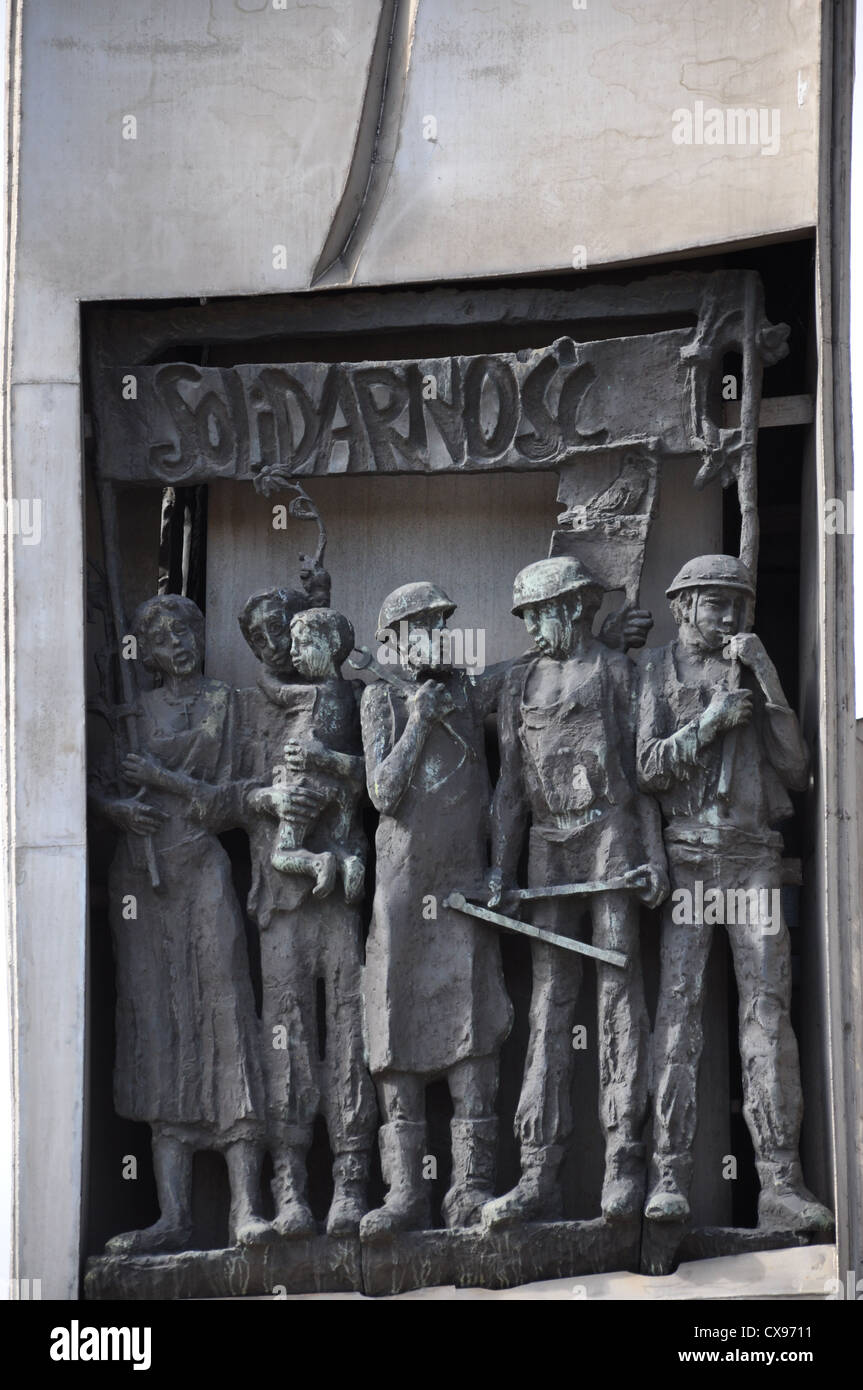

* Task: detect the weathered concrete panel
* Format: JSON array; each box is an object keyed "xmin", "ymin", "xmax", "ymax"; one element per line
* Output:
[{"xmin": 356, "ymin": 0, "xmax": 820, "ymax": 286}]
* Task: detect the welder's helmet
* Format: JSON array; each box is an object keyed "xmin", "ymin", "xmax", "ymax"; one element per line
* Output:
[
  {"xmin": 511, "ymin": 556, "xmax": 604, "ymax": 617},
  {"xmin": 375, "ymin": 582, "xmax": 456, "ymax": 642},
  {"xmin": 665, "ymin": 554, "xmax": 756, "ymax": 601}
]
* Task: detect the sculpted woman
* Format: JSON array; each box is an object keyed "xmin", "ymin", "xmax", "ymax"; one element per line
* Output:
[{"xmin": 90, "ymin": 594, "xmax": 271, "ymax": 1254}]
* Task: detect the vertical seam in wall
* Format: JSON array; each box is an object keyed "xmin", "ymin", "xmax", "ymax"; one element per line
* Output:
[
  {"xmin": 815, "ymin": 0, "xmax": 861, "ymax": 1280},
  {"xmin": 2, "ymin": 0, "xmax": 24, "ymax": 1291}
]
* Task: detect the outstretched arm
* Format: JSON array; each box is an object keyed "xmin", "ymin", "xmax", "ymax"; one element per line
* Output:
[{"xmin": 473, "ymin": 606, "xmax": 653, "ymax": 723}]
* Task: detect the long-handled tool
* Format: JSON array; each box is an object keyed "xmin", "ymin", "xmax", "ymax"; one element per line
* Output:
[
  {"xmin": 94, "ymin": 462, "xmax": 161, "ymax": 889},
  {"xmin": 716, "ymin": 648, "xmax": 740, "ymax": 815},
  {"xmin": 349, "ymin": 645, "xmax": 478, "ymax": 762},
  {"xmin": 443, "ymin": 892, "xmax": 628, "ymax": 968}
]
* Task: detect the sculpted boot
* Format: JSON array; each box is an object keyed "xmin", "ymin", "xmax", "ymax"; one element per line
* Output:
[
  {"xmin": 226, "ymin": 1139, "xmax": 275, "ymax": 1247},
  {"xmin": 271, "ymin": 1145, "xmax": 316, "ymax": 1239},
  {"xmin": 756, "ymin": 1155, "xmax": 834, "ymax": 1233},
  {"xmin": 442, "ymin": 1118, "xmax": 498, "ymax": 1229},
  {"xmin": 644, "ymin": 1152, "xmax": 693, "ymax": 1223},
  {"xmin": 326, "ymin": 1151, "xmax": 371, "ymax": 1237},
  {"xmin": 601, "ymin": 1138, "xmax": 646, "ymax": 1221},
  {"xmin": 481, "ymin": 1145, "xmax": 564, "ymax": 1230},
  {"xmin": 359, "ymin": 1122, "xmax": 430, "ymax": 1242},
  {"xmin": 105, "ymin": 1135, "xmax": 193, "ymax": 1255}
]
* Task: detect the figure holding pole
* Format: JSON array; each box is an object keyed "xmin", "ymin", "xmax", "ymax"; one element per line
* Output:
[
  {"xmin": 482, "ymin": 557, "xmax": 668, "ymax": 1230},
  {"xmin": 637, "ymin": 554, "xmax": 833, "ymax": 1233}
]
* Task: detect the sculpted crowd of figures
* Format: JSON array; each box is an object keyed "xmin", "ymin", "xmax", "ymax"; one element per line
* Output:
[{"xmin": 90, "ymin": 550, "xmax": 834, "ymax": 1256}]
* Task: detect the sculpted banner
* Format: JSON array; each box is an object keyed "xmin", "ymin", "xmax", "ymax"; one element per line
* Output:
[{"xmin": 99, "ymin": 333, "xmax": 701, "ymax": 485}]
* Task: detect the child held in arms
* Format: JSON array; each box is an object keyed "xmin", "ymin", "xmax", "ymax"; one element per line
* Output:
[{"xmin": 257, "ymin": 607, "xmax": 366, "ymax": 902}]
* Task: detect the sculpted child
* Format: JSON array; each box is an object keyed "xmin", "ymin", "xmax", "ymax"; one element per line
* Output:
[{"xmin": 259, "ymin": 608, "xmax": 365, "ymax": 904}]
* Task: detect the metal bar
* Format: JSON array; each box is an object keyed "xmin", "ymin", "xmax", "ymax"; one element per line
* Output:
[
  {"xmin": 514, "ymin": 875, "xmax": 639, "ymax": 901},
  {"xmin": 444, "ymin": 892, "xmax": 627, "ymax": 968}
]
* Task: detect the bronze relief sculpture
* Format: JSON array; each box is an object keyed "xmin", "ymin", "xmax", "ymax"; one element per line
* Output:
[{"xmin": 84, "ymin": 271, "xmax": 833, "ymax": 1298}]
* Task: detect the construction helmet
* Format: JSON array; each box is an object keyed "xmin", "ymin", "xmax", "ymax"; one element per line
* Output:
[
  {"xmin": 512, "ymin": 556, "xmax": 604, "ymax": 617},
  {"xmin": 376, "ymin": 581, "xmax": 456, "ymax": 642},
  {"xmin": 665, "ymin": 554, "xmax": 756, "ymax": 600}
]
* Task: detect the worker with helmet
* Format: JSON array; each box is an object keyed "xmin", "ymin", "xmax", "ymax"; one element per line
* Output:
[
  {"xmin": 637, "ymin": 553, "xmax": 833, "ymax": 1232},
  {"xmin": 482, "ymin": 556, "xmax": 668, "ymax": 1229},
  {"xmin": 359, "ymin": 581, "xmax": 515, "ymax": 1238}
]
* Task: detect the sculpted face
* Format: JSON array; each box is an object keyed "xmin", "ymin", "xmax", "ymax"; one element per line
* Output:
[
  {"xmin": 521, "ymin": 596, "xmax": 574, "ymax": 659},
  {"xmin": 142, "ymin": 609, "xmax": 201, "ymax": 678},
  {"xmin": 290, "ymin": 614, "xmax": 335, "ymax": 680},
  {"xmin": 401, "ymin": 609, "xmax": 450, "ymax": 674},
  {"xmin": 681, "ymin": 585, "xmax": 745, "ymax": 651},
  {"xmin": 245, "ymin": 597, "xmax": 298, "ymax": 677}
]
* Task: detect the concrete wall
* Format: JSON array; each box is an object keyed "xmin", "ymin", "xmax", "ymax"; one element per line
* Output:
[{"xmin": 858, "ymin": 720, "xmax": 863, "ymax": 913}]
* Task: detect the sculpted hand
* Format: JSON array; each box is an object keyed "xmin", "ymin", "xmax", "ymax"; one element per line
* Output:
[
  {"xmin": 282, "ymin": 737, "xmax": 323, "ymax": 773},
  {"xmin": 251, "ymin": 783, "xmax": 328, "ymax": 821},
  {"xmin": 121, "ymin": 752, "xmax": 171, "ymax": 790},
  {"xmin": 114, "ymin": 798, "xmax": 168, "ymax": 836},
  {"xmin": 485, "ymin": 869, "xmax": 520, "ymax": 913},
  {"xmin": 699, "ymin": 689, "xmax": 753, "ymax": 743},
  {"xmin": 412, "ymin": 680, "xmax": 455, "ymax": 724},
  {"xmin": 247, "ymin": 786, "xmax": 283, "ymax": 819},
  {"xmin": 624, "ymin": 863, "xmax": 669, "ymax": 909},
  {"xmin": 599, "ymin": 606, "xmax": 654, "ymax": 652},
  {"xmin": 723, "ymin": 632, "xmax": 768, "ymax": 674},
  {"xmin": 486, "ymin": 868, "xmax": 504, "ymax": 909}
]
